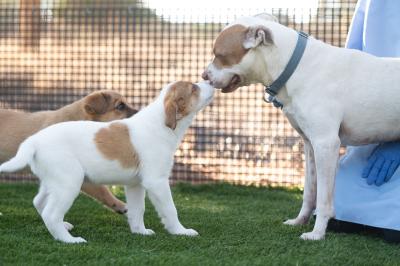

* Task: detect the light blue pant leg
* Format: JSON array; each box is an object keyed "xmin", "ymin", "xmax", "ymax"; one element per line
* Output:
[{"xmin": 335, "ymin": 145, "xmax": 400, "ymax": 230}]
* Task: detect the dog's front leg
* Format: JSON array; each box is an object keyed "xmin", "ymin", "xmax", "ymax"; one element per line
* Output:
[
  {"xmin": 284, "ymin": 138, "xmax": 316, "ymax": 225},
  {"xmin": 125, "ymin": 184, "xmax": 155, "ymax": 235},
  {"xmin": 143, "ymin": 179, "xmax": 198, "ymax": 236},
  {"xmin": 81, "ymin": 183, "xmax": 127, "ymax": 214},
  {"xmin": 300, "ymin": 135, "xmax": 340, "ymax": 240}
]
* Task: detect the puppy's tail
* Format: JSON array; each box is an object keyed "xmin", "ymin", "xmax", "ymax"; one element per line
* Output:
[{"xmin": 0, "ymin": 139, "xmax": 35, "ymax": 173}]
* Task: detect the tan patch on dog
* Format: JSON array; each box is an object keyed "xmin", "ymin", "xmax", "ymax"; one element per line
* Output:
[
  {"xmin": 212, "ymin": 25, "xmax": 249, "ymax": 68},
  {"xmin": 94, "ymin": 123, "xmax": 139, "ymax": 168},
  {"xmin": 164, "ymin": 81, "xmax": 200, "ymax": 129}
]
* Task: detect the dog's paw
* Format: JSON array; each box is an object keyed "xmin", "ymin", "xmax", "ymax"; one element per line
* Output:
[
  {"xmin": 132, "ymin": 228, "xmax": 155, "ymax": 235},
  {"xmin": 62, "ymin": 236, "xmax": 87, "ymax": 244},
  {"xmin": 300, "ymin": 231, "xmax": 324, "ymax": 241},
  {"xmin": 283, "ymin": 218, "xmax": 307, "ymax": 226},
  {"xmin": 172, "ymin": 228, "xmax": 199, "ymax": 236},
  {"xmin": 112, "ymin": 203, "xmax": 127, "ymax": 215},
  {"xmin": 64, "ymin": 222, "xmax": 74, "ymax": 231}
]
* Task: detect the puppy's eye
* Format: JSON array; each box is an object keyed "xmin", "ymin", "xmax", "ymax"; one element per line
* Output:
[{"xmin": 116, "ymin": 102, "xmax": 126, "ymax": 111}]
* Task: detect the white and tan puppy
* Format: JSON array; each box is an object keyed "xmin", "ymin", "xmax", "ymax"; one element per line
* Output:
[
  {"xmin": 0, "ymin": 81, "xmax": 214, "ymax": 243},
  {"xmin": 0, "ymin": 90, "xmax": 137, "ymax": 214},
  {"xmin": 203, "ymin": 13, "xmax": 400, "ymax": 240}
]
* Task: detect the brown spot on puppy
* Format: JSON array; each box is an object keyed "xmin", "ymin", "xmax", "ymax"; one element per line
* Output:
[
  {"xmin": 94, "ymin": 123, "xmax": 139, "ymax": 168},
  {"xmin": 212, "ymin": 24, "xmax": 274, "ymax": 69},
  {"xmin": 84, "ymin": 90, "xmax": 138, "ymax": 122},
  {"xmin": 164, "ymin": 81, "xmax": 200, "ymax": 130},
  {"xmin": 212, "ymin": 25, "xmax": 249, "ymax": 68}
]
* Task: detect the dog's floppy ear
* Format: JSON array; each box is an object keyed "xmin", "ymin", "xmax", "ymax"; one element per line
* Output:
[
  {"xmin": 243, "ymin": 26, "xmax": 274, "ymax": 49},
  {"xmin": 84, "ymin": 92, "xmax": 112, "ymax": 115},
  {"xmin": 164, "ymin": 100, "xmax": 177, "ymax": 130},
  {"xmin": 164, "ymin": 81, "xmax": 193, "ymax": 130}
]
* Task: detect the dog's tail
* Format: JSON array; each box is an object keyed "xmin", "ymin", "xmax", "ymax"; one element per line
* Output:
[{"xmin": 0, "ymin": 139, "xmax": 35, "ymax": 173}]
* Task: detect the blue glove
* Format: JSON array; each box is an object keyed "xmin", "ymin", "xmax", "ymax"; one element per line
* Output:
[{"xmin": 362, "ymin": 142, "xmax": 400, "ymax": 186}]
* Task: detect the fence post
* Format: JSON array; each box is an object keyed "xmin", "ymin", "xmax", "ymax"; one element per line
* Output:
[{"xmin": 19, "ymin": 0, "xmax": 41, "ymax": 50}]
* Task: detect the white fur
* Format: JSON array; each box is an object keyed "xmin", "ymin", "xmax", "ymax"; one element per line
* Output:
[
  {"xmin": 0, "ymin": 81, "xmax": 214, "ymax": 243},
  {"xmin": 205, "ymin": 14, "xmax": 400, "ymax": 240}
]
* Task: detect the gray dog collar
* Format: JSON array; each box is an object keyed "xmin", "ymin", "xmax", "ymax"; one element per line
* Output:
[{"xmin": 264, "ymin": 31, "xmax": 308, "ymax": 108}]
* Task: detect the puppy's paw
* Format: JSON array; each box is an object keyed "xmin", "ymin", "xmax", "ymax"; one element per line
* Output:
[
  {"xmin": 64, "ymin": 221, "xmax": 74, "ymax": 231},
  {"xmin": 112, "ymin": 203, "xmax": 127, "ymax": 215},
  {"xmin": 300, "ymin": 231, "xmax": 324, "ymax": 241},
  {"xmin": 172, "ymin": 228, "xmax": 199, "ymax": 236},
  {"xmin": 283, "ymin": 217, "xmax": 307, "ymax": 226},
  {"xmin": 143, "ymin": 229, "xmax": 155, "ymax": 235},
  {"xmin": 63, "ymin": 236, "xmax": 87, "ymax": 244},
  {"xmin": 132, "ymin": 228, "xmax": 155, "ymax": 236}
]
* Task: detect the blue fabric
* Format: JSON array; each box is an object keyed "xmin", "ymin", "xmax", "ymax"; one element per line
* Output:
[
  {"xmin": 334, "ymin": 0, "xmax": 400, "ymax": 230},
  {"xmin": 335, "ymin": 146, "xmax": 400, "ymax": 230},
  {"xmin": 346, "ymin": 0, "xmax": 400, "ymax": 57}
]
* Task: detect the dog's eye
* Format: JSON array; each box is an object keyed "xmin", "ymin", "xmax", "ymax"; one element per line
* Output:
[{"xmin": 116, "ymin": 102, "xmax": 126, "ymax": 111}]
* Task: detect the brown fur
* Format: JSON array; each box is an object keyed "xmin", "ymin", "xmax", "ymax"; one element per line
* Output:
[
  {"xmin": 0, "ymin": 90, "xmax": 136, "ymax": 161},
  {"xmin": 94, "ymin": 122, "xmax": 140, "ymax": 169},
  {"xmin": 163, "ymin": 81, "xmax": 200, "ymax": 129},
  {"xmin": 212, "ymin": 25, "xmax": 274, "ymax": 70},
  {"xmin": 0, "ymin": 90, "xmax": 137, "ymax": 213},
  {"xmin": 212, "ymin": 25, "xmax": 249, "ymax": 68},
  {"xmin": 83, "ymin": 90, "xmax": 137, "ymax": 122}
]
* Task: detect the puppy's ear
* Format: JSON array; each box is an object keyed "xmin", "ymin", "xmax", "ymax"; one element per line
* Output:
[
  {"xmin": 164, "ymin": 100, "xmax": 177, "ymax": 130},
  {"xmin": 84, "ymin": 92, "xmax": 111, "ymax": 115},
  {"xmin": 243, "ymin": 26, "xmax": 274, "ymax": 49}
]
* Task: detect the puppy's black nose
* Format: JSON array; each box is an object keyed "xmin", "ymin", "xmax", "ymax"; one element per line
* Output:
[{"xmin": 202, "ymin": 71, "xmax": 209, "ymax": 80}]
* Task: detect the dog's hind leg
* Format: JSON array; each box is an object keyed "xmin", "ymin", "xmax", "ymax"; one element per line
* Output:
[
  {"xmin": 34, "ymin": 185, "xmax": 74, "ymax": 232},
  {"xmin": 33, "ymin": 184, "xmax": 48, "ymax": 215},
  {"xmin": 300, "ymin": 135, "xmax": 340, "ymax": 240},
  {"xmin": 125, "ymin": 184, "xmax": 154, "ymax": 235},
  {"xmin": 40, "ymin": 179, "xmax": 85, "ymax": 243},
  {"xmin": 284, "ymin": 138, "xmax": 316, "ymax": 226},
  {"xmin": 34, "ymin": 156, "xmax": 86, "ymax": 243}
]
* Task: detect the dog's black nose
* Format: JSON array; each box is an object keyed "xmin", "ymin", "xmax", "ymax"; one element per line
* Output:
[{"xmin": 202, "ymin": 71, "xmax": 209, "ymax": 80}]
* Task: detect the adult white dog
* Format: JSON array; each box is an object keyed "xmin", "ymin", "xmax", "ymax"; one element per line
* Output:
[
  {"xmin": 0, "ymin": 81, "xmax": 214, "ymax": 243},
  {"xmin": 202, "ymin": 13, "xmax": 400, "ymax": 240}
]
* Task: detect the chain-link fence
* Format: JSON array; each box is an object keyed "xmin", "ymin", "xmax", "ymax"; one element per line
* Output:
[{"xmin": 0, "ymin": 0, "xmax": 357, "ymax": 186}]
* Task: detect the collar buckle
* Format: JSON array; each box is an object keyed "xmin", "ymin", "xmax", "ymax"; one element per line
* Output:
[
  {"xmin": 263, "ymin": 88, "xmax": 283, "ymax": 109},
  {"xmin": 264, "ymin": 85, "xmax": 277, "ymax": 97}
]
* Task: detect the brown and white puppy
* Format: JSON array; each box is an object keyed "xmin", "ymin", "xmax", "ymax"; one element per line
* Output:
[
  {"xmin": 0, "ymin": 90, "xmax": 137, "ymax": 214},
  {"xmin": 0, "ymin": 81, "xmax": 214, "ymax": 243},
  {"xmin": 203, "ymin": 13, "xmax": 400, "ymax": 241}
]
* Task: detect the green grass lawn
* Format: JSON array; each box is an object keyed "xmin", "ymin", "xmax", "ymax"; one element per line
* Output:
[{"xmin": 1, "ymin": 183, "xmax": 400, "ymax": 265}]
